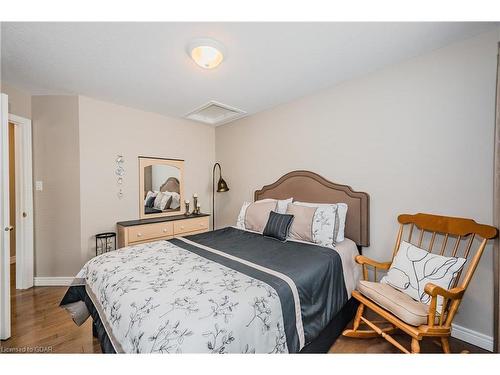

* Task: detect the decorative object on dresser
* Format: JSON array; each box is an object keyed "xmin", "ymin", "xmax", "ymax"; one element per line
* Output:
[
  {"xmin": 212, "ymin": 162, "xmax": 229, "ymax": 230},
  {"xmin": 117, "ymin": 213, "xmax": 210, "ymax": 248},
  {"xmin": 192, "ymin": 193, "xmax": 201, "ymax": 215},
  {"xmin": 139, "ymin": 156, "xmax": 184, "ymax": 219},
  {"xmin": 95, "ymin": 232, "xmax": 116, "ymax": 256},
  {"xmin": 342, "ymin": 213, "xmax": 498, "ymax": 354}
]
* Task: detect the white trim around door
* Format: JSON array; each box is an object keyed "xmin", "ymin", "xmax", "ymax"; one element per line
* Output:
[{"xmin": 9, "ymin": 114, "xmax": 34, "ymax": 290}]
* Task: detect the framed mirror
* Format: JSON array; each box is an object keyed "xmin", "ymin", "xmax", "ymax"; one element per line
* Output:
[{"xmin": 139, "ymin": 157, "xmax": 184, "ymax": 219}]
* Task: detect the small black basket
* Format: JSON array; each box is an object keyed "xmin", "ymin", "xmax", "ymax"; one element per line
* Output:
[{"xmin": 95, "ymin": 232, "xmax": 116, "ymax": 256}]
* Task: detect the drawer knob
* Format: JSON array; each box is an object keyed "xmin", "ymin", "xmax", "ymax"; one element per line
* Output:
[
  {"xmin": 200, "ymin": 223, "xmax": 204, "ymax": 227},
  {"xmin": 181, "ymin": 226, "xmax": 185, "ymax": 229},
  {"xmin": 137, "ymin": 233, "xmax": 142, "ymax": 237},
  {"xmin": 163, "ymin": 228, "xmax": 167, "ymax": 232}
]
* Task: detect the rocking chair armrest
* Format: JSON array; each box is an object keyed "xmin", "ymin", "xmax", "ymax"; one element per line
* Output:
[
  {"xmin": 355, "ymin": 255, "xmax": 391, "ymax": 270},
  {"xmin": 424, "ymin": 283, "xmax": 465, "ymax": 300}
]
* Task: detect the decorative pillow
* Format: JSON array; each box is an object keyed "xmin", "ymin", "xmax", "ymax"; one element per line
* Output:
[
  {"xmin": 285, "ymin": 203, "xmax": 316, "ymax": 242},
  {"xmin": 263, "ymin": 211, "xmax": 294, "ymax": 242},
  {"xmin": 145, "ymin": 195, "xmax": 156, "ymax": 208},
  {"xmin": 153, "ymin": 192, "xmax": 165, "ymax": 210},
  {"xmin": 236, "ymin": 199, "xmax": 290, "ymax": 229},
  {"xmin": 168, "ymin": 192, "xmax": 180, "ymax": 210},
  {"xmin": 164, "ymin": 192, "xmax": 175, "ymax": 210},
  {"xmin": 153, "ymin": 192, "xmax": 173, "ymax": 211},
  {"xmin": 144, "ymin": 190, "xmax": 158, "ymax": 205},
  {"xmin": 244, "ymin": 201, "xmax": 278, "ymax": 233},
  {"xmin": 294, "ymin": 202, "xmax": 339, "ymax": 247},
  {"xmin": 380, "ymin": 240, "xmax": 466, "ymax": 311}
]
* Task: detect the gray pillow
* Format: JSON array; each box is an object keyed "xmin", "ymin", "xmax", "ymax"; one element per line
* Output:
[{"xmin": 263, "ymin": 211, "xmax": 294, "ymax": 242}]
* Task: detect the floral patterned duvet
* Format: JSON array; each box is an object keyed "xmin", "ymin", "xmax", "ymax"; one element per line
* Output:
[{"xmin": 62, "ymin": 227, "xmax": 350, "ymax": 353}]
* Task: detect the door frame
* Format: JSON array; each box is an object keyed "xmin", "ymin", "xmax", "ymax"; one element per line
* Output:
[
  {"xmin": 9, "ymin": 114, "xmax": 34, "ymax": 290},
  {"xmin": 1, "ymin": 93, "xmax": 11, "ymax": 339}
]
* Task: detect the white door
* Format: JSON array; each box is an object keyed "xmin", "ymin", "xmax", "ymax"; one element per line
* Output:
[{"xmin": 0, "ymin": 93, "xmax": 11, "ymax": 340}]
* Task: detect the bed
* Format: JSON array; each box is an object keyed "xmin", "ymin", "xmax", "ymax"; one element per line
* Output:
[{"xmin": 61, "ymin": 170, "xmax": 370, "ymax": 353}]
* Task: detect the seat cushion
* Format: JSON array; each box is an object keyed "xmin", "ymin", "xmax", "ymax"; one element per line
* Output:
[{"xmin": 357, "ymin": 280, "xmax": 429, "ymax": 326}]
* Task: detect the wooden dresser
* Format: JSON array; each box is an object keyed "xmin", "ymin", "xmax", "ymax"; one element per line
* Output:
[{"xmin": 117, "ymin": 213, "xmax": 210, "ymax": 248}]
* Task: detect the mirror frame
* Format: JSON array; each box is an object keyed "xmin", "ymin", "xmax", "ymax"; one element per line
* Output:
[{"xmin": 138, "ymin": 156, "xmax": 185, "ymax": 219}]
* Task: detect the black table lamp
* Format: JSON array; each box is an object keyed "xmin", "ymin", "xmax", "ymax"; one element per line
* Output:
[{"xmin": 212, "ymin": 162, "xmax": 229, "ymax": 230}]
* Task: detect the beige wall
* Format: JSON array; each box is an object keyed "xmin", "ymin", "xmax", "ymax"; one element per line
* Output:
[
  {"xmin": 78, "ymin": 96, "xmax": 215, "ymax": 261},
  {"xmin": 30, "ymin": 94, "xmax": 215, "ymax": 276},
  {"xmin": 215, "ymin": 30, "xmax": 499, "ymax": 337},
  {"xmin": 0, "ymin": 82, "xmax": 31, "ymax": 118},
  {"xmin": 31, "ymin": 95, "xmax": 81, "ymax": 276}
]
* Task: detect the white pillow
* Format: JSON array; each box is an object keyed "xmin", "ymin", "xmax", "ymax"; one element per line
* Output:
[
  {"xmin": 259, "ymin": 198, "xmax": 293, "ymax": 214},
  {"xmin": 235, "ymin": 198, "xmax": 291, "ymax": 229},
  {"xmin": 381, "ymin": 241, "xmax": 466, "ymax": 312},
  {"xmin": 277, "ymin": 198, "xmax": 293, "ymax": 214},
  {"xmin": 236, "ymin": 202, "xmax": 251, "ymax": 229},
  {"xmin": 336, "ymin": 203, "xmax": 348, "ymax": 242}
]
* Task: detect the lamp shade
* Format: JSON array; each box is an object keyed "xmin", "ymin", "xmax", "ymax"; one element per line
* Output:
[
  {"xmin": 212, "ymin": 162, "xmax": 228, "ymax": 231},
  {"xmin": 217, "ymin": 177, "xmax": 229, "ymax": 192}
]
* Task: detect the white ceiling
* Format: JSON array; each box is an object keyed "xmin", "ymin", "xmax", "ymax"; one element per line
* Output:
[{"xmin": 1, "ymin": 22, "xmax": 497, "ymax": 124}]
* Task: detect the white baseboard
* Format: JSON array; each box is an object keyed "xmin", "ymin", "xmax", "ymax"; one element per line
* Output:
[
  {"xmin": 451, "ymin": 323, "xmax": 493, "ymax": 352},
  {"xmin": 34, "ymin": 277, "xmax": 74, "ymax": 286},
  {"xmin": 10, "ymin": 256, "xmax": 16, "ymax": 264}
]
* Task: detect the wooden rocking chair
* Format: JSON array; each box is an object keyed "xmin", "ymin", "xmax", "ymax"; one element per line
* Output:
[{"xmin": 342, "ymin": 213, "xmax": 497, "ymax": 353}]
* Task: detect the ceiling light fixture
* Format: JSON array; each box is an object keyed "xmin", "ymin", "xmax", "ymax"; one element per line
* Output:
[{"xmin": 187, "ymin": 38, "xmax": 225, "ymax": 69}]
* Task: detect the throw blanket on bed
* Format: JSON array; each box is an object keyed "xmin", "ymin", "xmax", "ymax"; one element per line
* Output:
[{"xmin": 61, "ymin": 227, "xmax": 348, "ymax": 353}]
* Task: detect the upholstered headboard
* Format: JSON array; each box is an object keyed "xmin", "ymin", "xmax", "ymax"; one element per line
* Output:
[
  {"xmin": 160, "ymin": 177, "xmax": 180, "ymax": 194},
  {"xmin": 254, "ymin": 170, "xmax": 370, "ymax": 247}
]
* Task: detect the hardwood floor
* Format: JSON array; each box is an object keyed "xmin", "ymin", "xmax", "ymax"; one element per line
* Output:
[
  {"xmin": 331, "ymin": 318, "xmax": 488, "ymax": 353},
  {"xmin": 0, "ymin": 264, "xmax": 487, "ymax": 354},
  {"xmin": 0, "ymin": 264, "xmax": 100, "ymax": 353}
]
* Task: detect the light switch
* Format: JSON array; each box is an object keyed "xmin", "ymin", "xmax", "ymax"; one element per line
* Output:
[{"xmin": 35, "ymin": 181, "xmax": 43, "ymax": 191}]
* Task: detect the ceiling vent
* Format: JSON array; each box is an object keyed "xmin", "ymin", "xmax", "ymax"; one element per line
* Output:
[{"xmin": 184, "ymin": 101, "xmax": 246, "ymax": 126}]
